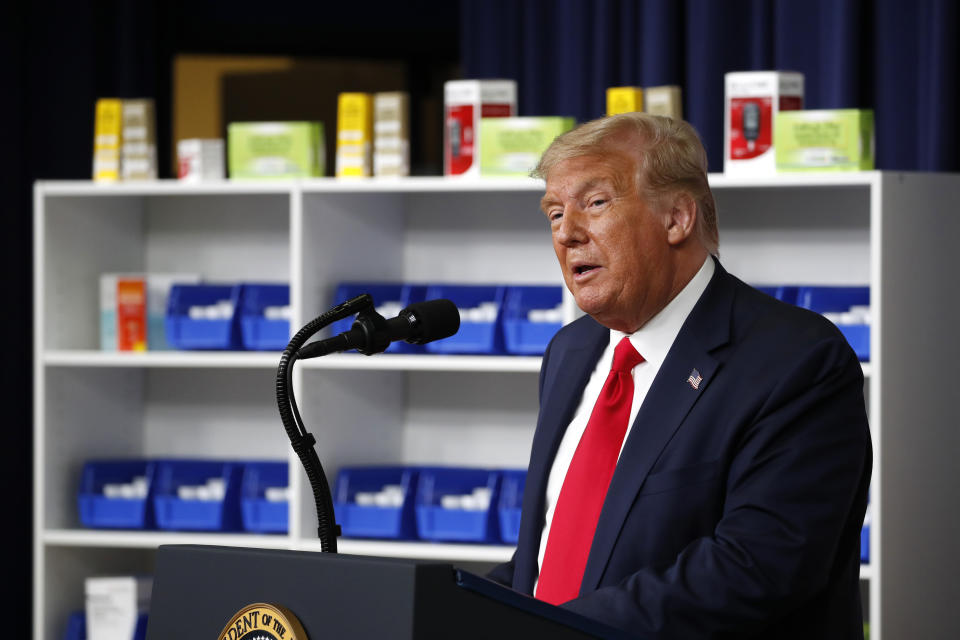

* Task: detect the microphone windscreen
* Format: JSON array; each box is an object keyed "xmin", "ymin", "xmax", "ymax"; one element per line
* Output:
[{"xmin": 403, "ymin": 299, "xmax": 460, "ymax": 344}]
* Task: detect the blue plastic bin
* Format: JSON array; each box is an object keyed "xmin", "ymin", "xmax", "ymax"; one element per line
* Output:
[
  {"xmin": 502, "ymin": 286, "xmax": 563, "ymax": 355},
  {"xmin": 78, "ymin": 460, "xmax": 156, "ymax": 530},
  {"xmin": 165, "ymin": 284, "xmax": 242, "ymax": 350},
  {"xmin": 63, "ymin": 611, "xmax": 86, "ymax": 640},
  {"xmin": 415, "ymin": 468, "xmax": 502, "ymax": 543},
  {"xmin": 424, "ymin": 285, "xmax": 506, "ymax": 355},
  {"xmin": 497, "ymin": 470, "xmax": 526, "ymax": 544},
  {"xmin": 797, "ymin": 286, "xmax": 870, "ymax": 361},
  {"xmin": 241, "ymin": 461, "xmax": 289, "ymax": 533},
  {"xmin": 153, "ymin": 460, "xmax": 243, "ymax": 531},
  {"xmin": 330, "ymin": 283, "xmax": 426, "ymax": 354},
  {"xmin": 239, "ymin": 283, "xmax": 290, "ymax": 350},
  {"xmin": 333, "ymin": 466, "xmax": 420, "ymax": 540}
]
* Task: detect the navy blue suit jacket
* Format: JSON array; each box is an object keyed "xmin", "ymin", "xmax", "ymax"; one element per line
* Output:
[{"xmin": 489, "ymin": 261, "xmax": 872, "ymax": 639}]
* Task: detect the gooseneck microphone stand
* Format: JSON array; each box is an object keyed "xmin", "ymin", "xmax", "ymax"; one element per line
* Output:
[
  {"xmin": 277, "ymin": 293, "xmax": 460, "ymax": 553},
  {"xmin": 275, "ymin": 294, "xmax": 376, "ymax": 553}
]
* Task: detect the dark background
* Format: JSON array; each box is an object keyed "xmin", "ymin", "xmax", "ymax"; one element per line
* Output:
[
  {"xmin": 4, "ymin": 0, "xmax": 958, "ymax": 634},
  {"xmin": 2, "ymin": 0, "xmax": 461, "ymax": 631}
]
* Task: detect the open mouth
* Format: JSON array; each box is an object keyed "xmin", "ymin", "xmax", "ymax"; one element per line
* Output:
[{"xmin": 574, "ymin": 264, "xmax": 599, "ymax": 275}]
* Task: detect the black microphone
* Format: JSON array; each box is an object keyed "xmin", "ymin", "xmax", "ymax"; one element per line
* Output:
[{"xmin": 297, "ymin": 298, "xmax": 460, "ymax": 359}]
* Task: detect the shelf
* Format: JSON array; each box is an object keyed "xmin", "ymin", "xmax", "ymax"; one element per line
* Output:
[
  {"xmin": 43, "ymin": 529, "xmax": 293, "ymax": 550},
  {"xmin": 35, "ymin": 177, "xmax": 546, "ymax": 197},
  {"xmin": 41, "ymin": 172, "xmax": 960, "ymax": 640},
  {"xmin": 43, "ymin": 350, "xmax": 282, "ymax": 368},
  {"xmin": 303, "ymin": 353, "xmax": 543, "ymax": 372},
  {"xmin": 706, "ymin": 171, "xmax": 881, "ymax": 190},
  {"xmin": 36, "ymin": 172, "xmax": 893, "ymax": 197},
  {"xmin": 299, "ymin": 176, "xmax": 545, "ymax": 193},
  {"xmin": 36, "ymin": 180, "xmax": 295, "ymax": 196},
  {"xmin": 42, "ymin": 529, "xmax": 514, "ymax": 563},
  {"xmin": 42, "ymin": 350, "xmax": 865, "ymax": 377},
  {"xmin": 43, "ymin": 350, "xmax": 543, "ymax": 373}
]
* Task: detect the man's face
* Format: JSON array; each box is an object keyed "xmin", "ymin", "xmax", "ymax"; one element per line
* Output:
[{"xmin": 540, "ymin": 149, "xmax": 677, "ymax": 333}]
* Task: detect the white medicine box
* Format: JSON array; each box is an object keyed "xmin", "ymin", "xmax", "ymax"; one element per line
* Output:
[
  {"xmin": 724, "ymin": 71, "xmax": 804, "ymax": 175},
  {"xmin": 444, "ymin": 79, "xmax": 517, "ymax": 177}
]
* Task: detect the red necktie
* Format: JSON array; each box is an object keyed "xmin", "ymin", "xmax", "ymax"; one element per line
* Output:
[{"xmin": 535, "ymin": 337, "xmax": 644, "ymax": 605}]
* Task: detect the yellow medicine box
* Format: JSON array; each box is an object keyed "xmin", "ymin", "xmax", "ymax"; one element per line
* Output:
[
  {"xmin": 93, "ymin": 98, "xmax": 123, "ymax": 182},
  {"xmin": 336, "ymin": 93, "xmax": 374, "ymax": 177},
  {"xmin": 606, "ymin": 87, "xmax": 644, "ymax": 116}
]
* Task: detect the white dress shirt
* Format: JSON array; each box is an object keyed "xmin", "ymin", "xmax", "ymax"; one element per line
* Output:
[{"xmin": 535, "ymin": 256, "xmax": 715, "ymax": 585}]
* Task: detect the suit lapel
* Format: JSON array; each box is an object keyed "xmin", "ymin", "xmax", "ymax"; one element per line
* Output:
[{"xmin": 579, "ymin": 262, "xmax": 736, "ymax": 593}]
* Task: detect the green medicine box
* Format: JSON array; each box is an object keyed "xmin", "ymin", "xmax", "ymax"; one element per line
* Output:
[
  {"xmin": 227, "ymin": 122, "xmax": 325, "ymax": 179},
  {"xmin": 480, "ymin": 117, "xmax": 576, "ymax": 177},
  {"xmin": 775, "ymin": 109, "xmax": 874, "ymax": 171}
]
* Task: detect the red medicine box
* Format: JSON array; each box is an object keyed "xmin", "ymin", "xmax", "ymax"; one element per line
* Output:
[
  {"xmin": 444, "ymin": 80, "xmax": 516, "ymax": 177},
  {"xmin": 724, "ymin": 71, "xmax": 803, "ymax": 176}
]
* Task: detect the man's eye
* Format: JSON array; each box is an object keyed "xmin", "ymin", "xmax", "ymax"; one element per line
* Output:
[
  {"xmin": 590, "ymin": 198, "xmax": 607, "ymax": 207},
  {"xmin": 549, "ymin": 211, "xmax": 563, "ymax": 222}
]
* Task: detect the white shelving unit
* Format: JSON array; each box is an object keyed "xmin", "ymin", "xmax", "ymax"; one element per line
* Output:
[{"xmin": 34, "ymin": 173, "xmax": 960, "ymax": 640}]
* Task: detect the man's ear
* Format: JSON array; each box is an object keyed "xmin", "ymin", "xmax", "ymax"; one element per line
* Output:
[{"xmin": 664, "ymin": 191, "xmax": 698, "ymax": 246}]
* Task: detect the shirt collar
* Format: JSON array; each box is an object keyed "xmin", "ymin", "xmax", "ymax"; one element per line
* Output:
[{"xmin": 612, "ymin": 256, "xmax": 715, "ymax": 367}]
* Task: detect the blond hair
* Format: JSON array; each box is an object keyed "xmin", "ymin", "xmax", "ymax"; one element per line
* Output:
[{"xmin": 533, "ymin": 113, "xmax": 719, "ymax": 255}]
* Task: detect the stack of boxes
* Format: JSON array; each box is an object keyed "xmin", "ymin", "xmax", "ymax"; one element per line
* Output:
[
  {"xmin": 93, "ymin": 99, "xmax": 123, "ymax": 182},
  {"xmin": 335, "ymin": 93, "xmax": 374, "ymax": 177},
  {"xmin": 443, "ymin": 79, "xmax": 517, "ymax": 176},
  {"xmin": 606, "ymin": 86, "xmax": 683, "ymax": 119},
  {"xmin": 100, "ymin": 273, "xmax": 199, "ymax": 352},
  {"xmin": 724, "ymin": 71, "xmax": 805, "ymax": 175},
  {"xmin": 723, "ymin": 71, "xmax": 874, "ymax": 174},
  {"xmin": 98, "ymin": 73, "xmax": 877, "ymax": 183},
  {"xmin": 373, "ymin": 92, "xmax": 410, "ymax": 177},
  {"xmin": 119, "ymin": 100, "xmax": 158, "ymax": 180},
  {"xmin": 92, "ymin": 98, "xmax": 157, "ymax": 182}
]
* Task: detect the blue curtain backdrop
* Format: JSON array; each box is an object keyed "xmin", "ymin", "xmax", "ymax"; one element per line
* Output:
[{"xmin": 460, "ymin": 0, "xmax": 959, "ymax": 173}]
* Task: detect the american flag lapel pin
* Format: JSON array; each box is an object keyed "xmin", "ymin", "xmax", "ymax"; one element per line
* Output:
[{"xmin": 687, "ymin": 368, "xmax": 703, "ymax": 390}]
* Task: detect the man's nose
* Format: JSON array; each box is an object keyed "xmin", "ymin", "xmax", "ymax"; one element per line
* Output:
[{"xmin": 555, "ymin": 207, "xmax": 587, "ymax": 246}]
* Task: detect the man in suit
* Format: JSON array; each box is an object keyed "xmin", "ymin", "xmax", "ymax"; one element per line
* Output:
[{"xmin": 488, "ymin": 113, "xmax": 872, "ymax": 639}]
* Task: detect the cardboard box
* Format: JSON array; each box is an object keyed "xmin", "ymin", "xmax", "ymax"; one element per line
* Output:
[
  {"xmin": 121, "ymin": 99, "xmax": 158, "ymax": 180},
  {"xmin": 724, "ymin": 71, "xmax": 804, "ymax": 175},
  {"xmin": 373, "ymin": 92, "xmax": 410, "ymax": 177},
  {"xmin": 177, "ymin": 138, "xmax": 225, "ymax": 181},
  {"xmin": 606, "ymin": 87, "xmax": 644, "ymax": 115},
  {"xmin": 101, "ymin": 273, "xmax": 200, "ymax": 351},
  {"xmin": 644, "ymin": 86, "xmax": 683, "ymax": 119},
  {"xmin": 775, "ymin": 109, "xmax": 875, "ymax": 171},
  {"xmin": 172, "ymin": 55, "xmax": 296, "ymax": 175},
  {"xmin": 479, "ymin": 117, "xmax": 576, "ymax": 177},
  {"xmin": 336, "ymin": 93, "xmax": 374, "ymax": 177},
  {"xmin": 227, "ymin": 122, "xmax": 325, "ymax": 179},
  {"xmin": 85, "ymin": 576, "xmax": 151, "ymax": 640},
  {"xmin": 100, "ymin": 275, "xmax": 147, "ymax": 352},
  {"xmin": 444, "ymin": 80, "xmax": 517, "ymax": 176},
  {"xmin": 93, "ymin": 98, "xmax": 123, "ymax": 182}
]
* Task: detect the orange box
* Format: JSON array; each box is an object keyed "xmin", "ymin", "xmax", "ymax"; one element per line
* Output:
[{"xmin": 116, "ymin": 278, "xmax": 147, "ymax": 351}]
